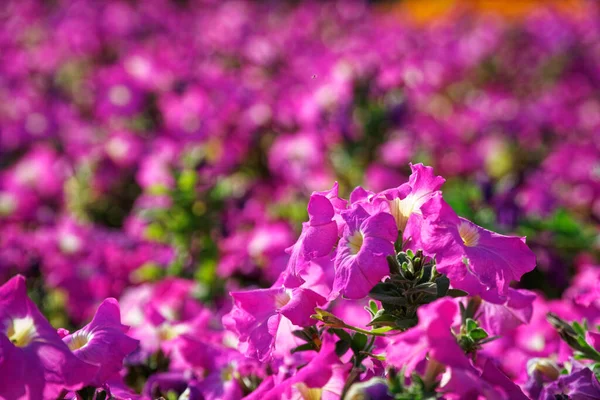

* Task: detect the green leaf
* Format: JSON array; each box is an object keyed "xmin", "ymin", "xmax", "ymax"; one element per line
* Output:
[
  {"xmin": 291, "ymin": 342, "xmax": 318, "ymax": 354},
  {"xmin": 368, "ymin": 326, "xmax": 394, "ymax": 335},
  {"xmin": 335, "ymin": 340, "xmax": 351, "ymax": 357},
  {"xmin": 394, "ymin": 318, "xmax": 418, "ymax": 330},
  {"xmin": 466, "ymin": 318, "xmax": 478, "ymax": 333},
  {"xmin": 435, "ymin": 276, "xmax": 450, "ymax": 297},
  {"xmin": 351, "ymin": 333, "xmax": 368, "ymax": 353},
  {"xmin": 291, "ymin": 330, "xmax": 311, "ymax": 341},
  {"xmin": 470, "ymin": 328, "xmax": 489, "ymax": 341},
  {"xmin": 330, "ymin": 328, "xmax": 352, "ymax": 343},
  {"xmin": 367, "ymin": 300, "xmax": 379, "ymax": 316},
  {"xmin": 572, "ymin": 321, "xmax": 586, "ymax": 336},
  {"xmin": 367, "ymin": 313, "xmax": 398, "ymax": 327},
  {"xmin": 417, "ymin": 265, "xmax": 433, "ymax": 284},
  {"xmin": 387, "ymin": 255, "xmax": 401, "ymax": 275},
  {"xmin": 447, "ymin": 289, "xmax": 469, "ymax": 298}
]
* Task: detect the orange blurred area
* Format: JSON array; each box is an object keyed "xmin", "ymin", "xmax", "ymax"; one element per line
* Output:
[{"xmin": 385, "ymin": 0, "xmax": 588, "ymax": 23}]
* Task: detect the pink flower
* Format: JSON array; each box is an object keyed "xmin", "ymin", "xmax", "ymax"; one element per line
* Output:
[
  {"xmin": 386, "ymin": 298, "xmax": 470, "ymax": 376},
  {"xmin": 223, "ymin": 285, "xmax": 325, "ymax": 361},
  {"xmin": 381, "ymin": 163, "xmax": 445, "ymax": 236},
  {"xmin": 62, "ymin": 298, "xmax": 139, "ymax": 386},
  {"xmin": 284, "ymin": 189, "xmax": 341, "ymax": 286},
  {"xmin": 413, "ymin": 194, "xmax": 536, "ymax": 298},
  {"xmin": 332, "ymin": 205, "xmax": 397, "ymax": 299},
  {"xmin": 0, "ymin": 275, "xmax": 98, "ymax": 399},
  {"xmin": 478, "ymin": 289, "xmax": 537, "ymax": 336},
  {"xmin": 256, "ymin": 336, "xmax": 347, "ymax": 400},
  {"xmin": 441, "ymin": 357, "xmax": 528, "ymax": 400}
]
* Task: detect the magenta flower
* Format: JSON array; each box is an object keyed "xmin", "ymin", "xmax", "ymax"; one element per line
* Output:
[
  {"xmin": 540, "ymin": 365, "xmax": 600, "ymax": 400},
  {"xmin": 478, "ymin": 288, "xmax": 537, "ymax": 336},
  {"xmin": 587, "ymin": 331, "xmax": 600, "ymax": 353},
  {"xmin": 0, "ymin": 275, "xmax": 98, "ymax": 399},
  {"xmin": 386, "ymin": 298, "xmax": 470, "ymax": 376},
  {"xmin": 62, "ymin": 298, "xmax": 139, "ymax": 386},
  {"xmin": 380, "ymin": 163, "xmax": 445, "ymax": 235},
  {"xmin": 284, "ymin": 190, "xmax": 341, "ymax": 285},
  {"xmin": 256, "ymin": 336, "xmax": 346, "ymax": 400},
  {"xmin": 413, "ymin": 194, "xmax": 536, "ymax": 298},
  {"xmin": 223, "ymin": 285, "xmax": 325, "ymax": 361},
  {"xmin": 333, "ymin": 205, "xmax": 397, "ymax": 299},
  {"xmin": 441, "ymin": 358, "xmax": 528, "ymax": 400}
]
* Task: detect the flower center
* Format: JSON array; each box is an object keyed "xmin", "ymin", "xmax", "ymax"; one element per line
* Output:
[
  {"xmin": 389, "ymin": 197, "xmax": 414, "ymax": 232},
  {"xmin": 347, "ymin": 230, "xmax": 364, "ymax": 255},
  {"xmin": 7, "ymin": 317, "xmax": 37, "ymax": 347},
  {"xmin": 109, "ymin": 84, "xmax": 132, "ymax": 106},
  {"xmin": 0, "ymin": 193, "xmax": 16, "ymax": 216},
  {"xmin": 157, "ymin": 322, "xmax": 187, "ymax": 341},
  {"xmin": 274, "ymin": 290, "xmax": 292, "ymax": 309},
  {"xmin": 295, "ymin": 383, "xmax": 322, "ymax": 400},
  {"xmin": 67, "ymin": 331, "xmax": 91, "ymax": 351},
  {"xmin": 458, "ymin": 221, "xmax": 480, "ymax": 247},
  {"xmin": 59, "ymin": 233, "xmax": 82, "ymax": 254}
]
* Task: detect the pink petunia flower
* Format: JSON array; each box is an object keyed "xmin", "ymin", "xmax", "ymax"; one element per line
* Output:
[
  {"xmin": 412, "ymin": 194, "xmax": 536, "ymax": 299},
  {"xmin": 62, "ymin": 298, "xmax": 139, "ymax": 386},
  {"xmin": 332, "ymin": 204, "xmax": 397, "ymax": 299},
  {"xmin": 223, "ymin": 285, "xmax": 325, "ymax": 361},
  {"xmin": 0, "ymin": 275, "xmax": 98, "ymax": 399},
  {"xmin": 284, "ymin": 189, "xmax": 342, "ymax": 286},
  {"xmin": 381, "ymin": 163, "xmax": 445, "ymax": 236}
]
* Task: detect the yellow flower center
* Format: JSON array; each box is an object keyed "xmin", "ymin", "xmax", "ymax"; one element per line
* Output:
[
  {"xmin": 7, "ymin": 317, "xmax": 37, "ymax": 347},
  {"xmin": 157, "ymin": 322, "xmax": 188, "ymax": 341},
  {"xmin": 275, "ymin": 290, "xmax": 292, "ymax": 309},
  {"xmin": 458, "ymin": 221, "xmax": 480, "ymax": 247},
  {"xmin": 67, "ymin": 331, "xmax": 91, "ymax": 351},
  {"xmin": 296, "ymin": 383, "xmax": 322, "ymax": 400},
  {"xmin": 347, "ymin": 230, "xmax": 364, "ymax": 255},
  {"xmin": 389, "ymin": 197, "xmax": 414, "ymax": 232}
]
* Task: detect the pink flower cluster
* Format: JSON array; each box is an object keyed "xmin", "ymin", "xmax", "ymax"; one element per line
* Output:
[
  {"xmin": 1, "ymin": 164, "xmax": 600, "ymax": 399},
  {"xmin": 0, "ymin": 275, "xmax": 138, "ymax": 399},
  {"xmin": 0, "ymin": 0, "xmax": 599, "ymax": 398},
  {"xmin": 220, "ymin": 164, "xmax": 543, "ymax": 398}
]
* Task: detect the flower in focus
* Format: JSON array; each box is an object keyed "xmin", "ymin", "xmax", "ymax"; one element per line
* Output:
[
  {"xmin": 386, "ymin": 298, "xmax": 469, "ymax": 376},
  {"xmin": 284, "ymin": 189, "xmax": 342, "ymax": 285},
  {"xmin": 413, "ymin": 194, "xmax": 536, "ymax": 299},
  {"xmin": 62, "ymin": 298, "xmax": 139, "ymax": 386},
  {"xmin": 381, "ymin": 163, "xmax": 445, "ymax": 234},
  {"xmin": 0, "ymin": 275, "xmax": 98, "ymax": 399},
  {"xmin": 223, "ymin": 285, "xmax": 325, "ymax": 361},
  {"xmin": 333, "ymin": 205, "xmax": 397, "ymax": 299}
]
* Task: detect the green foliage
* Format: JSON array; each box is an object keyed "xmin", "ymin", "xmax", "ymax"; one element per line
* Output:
[
  {"xmin": 290, "ymin": 326, "xmax": 324, "ymax": 354},
  {"xmin": 386, "ymin": 368, "xmax": 439, "ymax": 400},
  {"xmin": 368, "ymin": 250, "xmax": 466, "ymax": 331},
  {"xmin": 547, "ymin": 313, "xmax": 600, "ymax": 363}
]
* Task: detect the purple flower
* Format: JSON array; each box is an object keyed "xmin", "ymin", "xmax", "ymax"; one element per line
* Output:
[
  {"xmin": 381, "ymin": 163, "xmax": 445, "ymax": 235},
  {"xmin": 413, "ymin": 194, "xmax": 536, "ymax": 299},
  {"xmin": 540, "ymin": 366, "xmax": 600, "ymax": 400},
  {"xmin": 284, "ymin": 190, "xmax": 341, "ymax": 285},
  {"xmin": 62, "ymin": 298, "xmax": 139, "ymax": 386},
  {"xmin": 478, "ymin": 288, "xmax": 536, "ymax": 336},
  {"xmin": 223, "ymin": 285, "xmax": 325, "ymax": 361},
  {"xmin": 333, "ymin": 205, "xmax": 397, "ymax": 299},
  {"xmin": 0, "ymin": 275, "xmax": 98, "ymax": 399},
  {"xmin": 442, "ymin": 357, "xmax": 528, "ymax": 400},
  {"xmin": 386, "ymin": 298, "xmax": 470, "ymax": 376},
  {"xmin": 257, "ymin": 336, "xmax": 347, "ymax": 400}
]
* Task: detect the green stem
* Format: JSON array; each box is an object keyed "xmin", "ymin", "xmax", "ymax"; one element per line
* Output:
[{"xmin": 342, "ymin": 323, "xmax": 388, "ymax": 337}]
